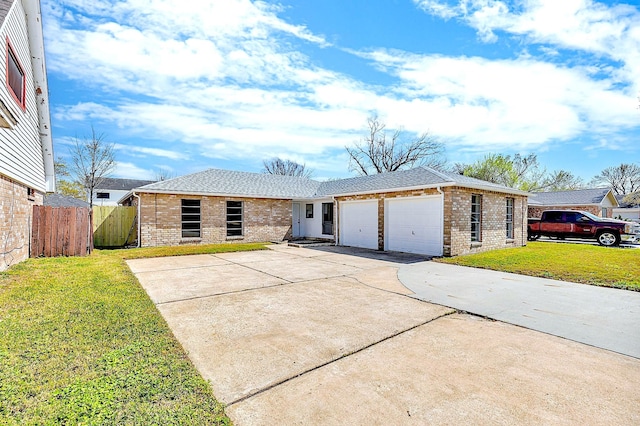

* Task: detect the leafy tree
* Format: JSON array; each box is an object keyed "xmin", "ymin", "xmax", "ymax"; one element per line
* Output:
[
  {"xmin": 346, "ymin": 116, "xmax": 445, "ymax": 176},
  {"xmin": 590, "ymin": 163, "xmax": 640, "ymax": 195},
  {"xmin": 69, "ymin": 127, "xmax": 116, "ymax": 208},
  {"xmin": 455, "ymin": 153, "xmax": 583, "ymax": 192},
  {"xmin": 54, "ymin": 157, "xmax": 85, "ymax": 199},
  {"xmin": 262, "ymin": 157, "xmax": 313, "ymax": 178}
]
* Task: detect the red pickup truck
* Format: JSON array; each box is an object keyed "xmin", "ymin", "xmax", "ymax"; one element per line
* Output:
[{"xmin": 528, "ymin": 210, "xmax": 639, "ymax": 246}]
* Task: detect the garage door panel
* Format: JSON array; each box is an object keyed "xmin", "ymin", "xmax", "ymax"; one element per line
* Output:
[
  {"xmin": 340, "ymin": 201, "xmax": 378, "ymax": 250},
  {"xmin": 386, "ymin": 197, "xmax": 442, "ymax": 256}
]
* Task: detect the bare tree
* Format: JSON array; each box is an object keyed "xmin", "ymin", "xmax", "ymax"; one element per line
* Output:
[
  {"xmin": 346, "ymin": 116, "xmax": 445, "ymax": 176},
  {"xmin": 69, "ymin": 127, "xmax": 116, "ymax": 208},
  {"xmin": 591, "ymin": 163, "xmax": 640, "ymax": 195},
  {"xmin": 262, "ymin": 157, "xmax": 313, "ymax": 178},
  {"xmin": 154, "ymin": 168, "xmax": 176, "ymax": 181}
]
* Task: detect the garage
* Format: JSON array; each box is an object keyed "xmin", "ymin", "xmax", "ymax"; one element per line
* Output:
[
  {"xmin": 385, "ymin": 196, "xmax": 443, "ymax": 256},
  {"xmin": 339, "ymin": 200, "xmax": 378, "ymax": 250}
]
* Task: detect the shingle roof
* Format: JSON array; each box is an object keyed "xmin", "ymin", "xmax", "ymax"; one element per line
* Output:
[
  {"xmin": 137, "ymin": 169, "xmax": 322, "ymax": 198},
  {"xmin": 133, "ymin": 166, "xmax": 526, "ymax": 199},
  {"xmin": 97, "ymin": 178, "xmax": 156, "ymax": 190},
  {"xmin": 44, "ymin": 193, "xmax": 90, "ymax": 208},
  {"xmin": 528, "ymin": 188, "xmax": 614, "ymax": 206}
]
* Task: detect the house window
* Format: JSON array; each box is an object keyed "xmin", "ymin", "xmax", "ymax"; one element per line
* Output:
[
  {"xmin": 6, "ymin": 39, "xmax": 25, "ymax": 110},
  {"xmin": 471, "ymin": 194, "xmax": 482, "ymax": 242},
  {"xmin": 226, "ymin": 201, "xmax": 243, "ymax": 237},
  {"xmin": 27, "ymin": 187, "xmax": 35, "ymax": 201},
  {"xmin": 96, "ymin": 192, "xmax": 110, "ymax": 199},
  {"xmin": 306, "ymin": 203, "xmax": 313, "ymax": 218},
  {"xmin": 506, "ymin": 197, "xmax": 514, "ymax": 239},
  {"xmin": 181, "ymin": 199, "xmax": 201, "ymax": 238}
]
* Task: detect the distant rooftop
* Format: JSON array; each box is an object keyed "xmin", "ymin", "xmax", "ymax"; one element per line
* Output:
[
  {"xmin": 44, "ymin": 193, "xmax": 90, "ymax": 208},
  {"xmin": 97, "ymin": 178, "xmax": 156, "ymax": 191},
  {"xmin": 529, "ymin": 188, "xmax": 615, "ymax": 206}
]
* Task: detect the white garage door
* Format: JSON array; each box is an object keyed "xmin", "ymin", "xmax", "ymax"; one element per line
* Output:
[
  {"xmin": 340, "ymin": 200, "xmax": 378, "ymax": 250},
  {"xmin": 385, "ymin": 196, "xmax": 443, "ymax": 256}
]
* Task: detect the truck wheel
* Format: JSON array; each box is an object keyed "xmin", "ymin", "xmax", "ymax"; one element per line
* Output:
[{"xmin": 596, "ymin": 231, "xmax": 620, "ymax": 247}]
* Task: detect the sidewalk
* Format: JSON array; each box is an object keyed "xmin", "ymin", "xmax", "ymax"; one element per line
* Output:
[{"xmin": 399, "ymin": 261, "xmax": 640, "ymax": 358}]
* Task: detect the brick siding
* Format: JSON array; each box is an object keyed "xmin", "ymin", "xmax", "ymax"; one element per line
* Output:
[
  {"xmin": 336, "ymin": 187, "xmax": 527, "ymax": 256},
  {"xmin": 139, "ymin": 193, "xmax": 292, "ymax": 247},
  {"xmin": 1, "ymin": 174, "xmax": 43, "ymax": 270}
]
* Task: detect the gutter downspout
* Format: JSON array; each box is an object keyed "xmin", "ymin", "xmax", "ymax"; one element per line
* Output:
[
  {"xmin": 436, "ymin": 186, "xmax": 444, "ymax": 256},
  {"xmin": 132, "ymin": 191, "xmax": 141, "ymax": 248},
  {"xmin": 24, "ymin": 0, "xmax": 55, "ymax": 192}
]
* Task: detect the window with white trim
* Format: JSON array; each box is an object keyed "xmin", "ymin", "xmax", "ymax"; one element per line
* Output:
[
  {"xmin": 471, "ymin": 194, "xmax": 482, "ymax": 242},
  {"xmin": 506, "ymin": 197, "xmax": 514, "ymax": 239},
  {"xmin": 181, "ymin": 199, "xmax": 201, "ymax": 238},
  {"xmin": 226, "ymin": 201, "xmax": 243, "ymax": 237}
]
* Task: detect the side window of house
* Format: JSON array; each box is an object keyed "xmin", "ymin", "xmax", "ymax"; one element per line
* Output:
[
  {"xmin": 506, "ymin": 197, "xmax": 514, "ymax": 239},
  {"xmin": 181, "ymin": 199, "xmax": 201, "ymax": 238},
  {"xmin": 96, "ymin": 192, "xmax": 110, "ymax": 199},
  {"xmin": 226, "ymin": 201, "xmax": 243, "ymax": 237},
  {"xmin": 6, "ymin": 39, "xmax": 25, "ymax": 110},
  {"xmin": 471, "ymin": 194, "xmax": 482, "ymax": 242},
  {"xmin": 306, "ymin": 203, "xmax": 313, "ymax": 218}
]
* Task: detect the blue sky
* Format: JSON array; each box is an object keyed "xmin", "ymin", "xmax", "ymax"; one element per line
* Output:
[{"xmin": 42, "ymin": 0, "xmax": 640, "ymax": 182}]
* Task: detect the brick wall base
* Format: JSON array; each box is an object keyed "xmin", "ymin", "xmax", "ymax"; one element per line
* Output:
[
  {"xmin": 0, "ymin": 174, "xmax": 43, "ymax": 271},
  {"xmin": 139, "ymin": 193, "xmax": 292, "ymax": 247}
]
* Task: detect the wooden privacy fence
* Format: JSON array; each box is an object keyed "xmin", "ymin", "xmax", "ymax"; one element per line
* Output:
[
  {"xmin": 31, "ymin": 206, "xmax": 92, "ymax": 258},
  {"xmin": 93, "ymin": 206, "xmax": 137, "ymax": 248}
]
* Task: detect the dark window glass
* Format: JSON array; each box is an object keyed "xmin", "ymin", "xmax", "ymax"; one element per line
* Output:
[
  {"xmin": 471, "ymin": 194, "xmax": 482, "ymax": 242},
  {"xmin": 96, "ymin": 192, "xmax": 110, "ymax": 199},
  {"xmin": 226, "ymin": 201, "xmax": 243, "ymax": 237},
  {"xmin": 306, "ymin": 203, "xmax": 313, "ymax": 218},
  {"xmin": 181, "ymin": 199, "xmax": 201, "ymax": 238},
  {"xmin": 7, "ymin": 43, "xmax": 24, "ymax": 108},
  {"xmin": 506, "ymin": 197, "xmax": 514, "ymax": 239}
]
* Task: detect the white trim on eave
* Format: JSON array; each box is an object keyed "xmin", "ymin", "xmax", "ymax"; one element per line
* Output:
[{"xmin": 23, "ymin": 0, "xmax": 54, "ymax": 192}]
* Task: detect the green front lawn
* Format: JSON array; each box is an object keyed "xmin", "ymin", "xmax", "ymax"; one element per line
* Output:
[
  {"xmin": 438, "ymin": 242, "xmax": 640, "ymax": 291},
  {"xmin": 0, "ymin": 243, "xmax": 267, "ymax": 424}
]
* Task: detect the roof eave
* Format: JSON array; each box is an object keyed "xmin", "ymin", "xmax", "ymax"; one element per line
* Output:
[{"xmin": 131, "ymin": 188, "xmax": 299, "ymax": 200}]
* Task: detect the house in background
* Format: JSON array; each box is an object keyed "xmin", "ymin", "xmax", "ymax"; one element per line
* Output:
[
  {"xmin": 121, "ymin": 167, "xmax": 529, "ymax": 257},
  {"xmin": 92, "ymin": 177, "xmax": 155, "ymax": 206},
  {"xmin": 528, "ymin": 188, "xmax": 618, "ymax": 219},
  {"xmin": 613, "ymin": 194, "xmax": 640, "ymax": 222},
  {"xmin": 0, "ymin": 0, "xmax": 54, "ymax": 271}
]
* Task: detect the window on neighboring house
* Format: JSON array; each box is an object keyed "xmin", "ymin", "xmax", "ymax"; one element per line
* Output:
[
  {"xmin": 471, "ymin": 194, "xmax": 482, "ymax": 242},
  {"xmin": 306, "ymin": 203, "xmax": 313, "ymax": 218},
  {"xmin": 226, "ymin": 200, "xmax": 243, "ymax": 237},
  {"xmin": 181, "ymin": 199, "xmax": 201, "ymax": 238},
  {"xmin": 506, "ymin": 197, "xmax": 514, "ymax": 239},
  {"xmin": 6, "ymin": 39, "xmax": 25, "ymax": 110},
  {"xmin": 96, "ymin": 192, "xmax": 110, "ymax": 199}
]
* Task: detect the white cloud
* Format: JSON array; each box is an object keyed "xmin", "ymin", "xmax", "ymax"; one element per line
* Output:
[
  {"xmin": 44, "ymin": 0, "xmax": 640, "ymax": 176},
  {"xmin": 113, "ymin": 144, "xmax": 189, "ymax": 161},
  {"xmin": 114, "ymin": 161, "xmax": 154, "ymax": 180}
]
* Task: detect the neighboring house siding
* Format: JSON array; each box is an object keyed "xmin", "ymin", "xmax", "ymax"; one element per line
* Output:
[
  {"xmin": 528, "ymin": 205, "xmax": 601, "ymax": 219},
  {"xmin": 139, "ymin": 193, "xmax": 292, "ymax": 247},
  {"xmin": 0, "ymin": 0, "xmax": 45, "ymax": 192},
  {"xmin": 0, "ymin": 173, "xmax": 42, "ymax": 270},
  {"xmin": 444, "ymin": 187, "xmax": 527, "ymax": 257},
  {"xmin": 92, "ymin": 189, "xmax": 130, "ymax": 206}
]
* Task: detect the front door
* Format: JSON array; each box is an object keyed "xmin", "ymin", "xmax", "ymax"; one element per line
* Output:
[
  {"xmin": 322, "ymin": 202, "xmax": 334, "ymax": 235},
  {"xmin": 292, "ymin": 203, "xmax": 301, "ymax": 237}
]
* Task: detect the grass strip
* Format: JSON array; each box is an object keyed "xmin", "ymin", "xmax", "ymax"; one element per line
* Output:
[
  {"xmin": 437, "ymin": 242, "xmax": 640, "ymax": 291},
  {"xmin": 0, "ymin": 242, "xmax": 268, "ymax": 424}
]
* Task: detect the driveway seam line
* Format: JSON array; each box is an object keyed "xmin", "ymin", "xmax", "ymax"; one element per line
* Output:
[
  {"xmin": 155, "ymin": 280, "xmax": 300, "ymax": 306},
  {"xmin": 225, "ymin": 309, "xmax": 457, "ymax": 407}
]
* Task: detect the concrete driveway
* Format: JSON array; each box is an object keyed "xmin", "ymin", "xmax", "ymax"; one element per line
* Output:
[{"xmin": 128, "ymin": 245, "xmax": 640, "ymax": 425}]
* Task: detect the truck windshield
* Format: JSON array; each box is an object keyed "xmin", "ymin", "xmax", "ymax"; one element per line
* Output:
[{"xmin": 579, "ymin": 211, "xmax": 601, "ymax": 221}]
